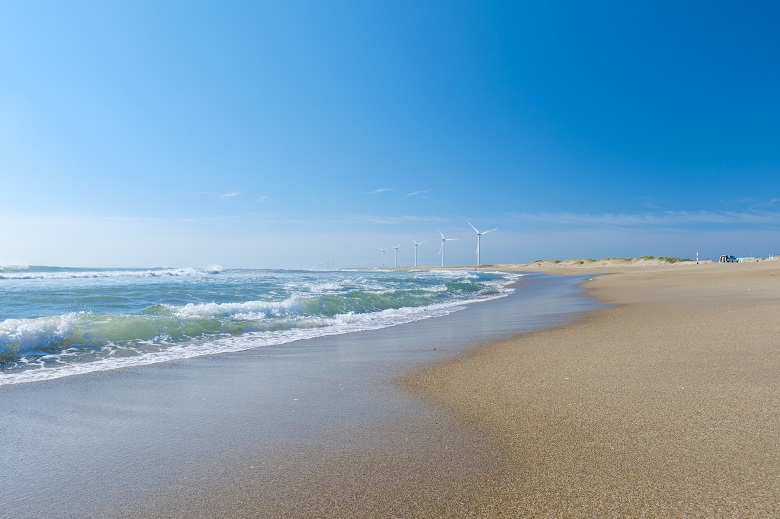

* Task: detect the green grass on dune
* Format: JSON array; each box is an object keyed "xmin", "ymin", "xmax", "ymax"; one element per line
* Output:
[
  {"xmin": 638, "ymin": 256, "xmax": 691, "ymax": 263},
  {"xmin": 529, "ymin": 256, "xmax": 691, "ymax": 265}
]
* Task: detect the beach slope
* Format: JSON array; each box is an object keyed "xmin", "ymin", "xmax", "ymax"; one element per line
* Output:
[{"xmin": 408, "ymin": 260, "xmax": 780, "ymax": 515}]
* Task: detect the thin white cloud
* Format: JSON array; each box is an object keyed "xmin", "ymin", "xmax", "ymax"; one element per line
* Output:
[
  {"xmin": 406, "ymin": 190, "xmax": 429, "ymax": 197},
  {"xmin": 256, "ymin": 196, "xmax": 269, "ymax": 202},
  {"xmin": 349, "ymin": 214, "xmax": 442, "ymax": 226},
  {"xmin": 219, "ymin": 192, "xmax": 241, "ymax": 200},
  {"xmin": 367, "ymin": 188, "xmax": 394, "ymax": 195},
  {"xmin": 507, "ymin": 209, "xmax": 780, "ymax": 228}
]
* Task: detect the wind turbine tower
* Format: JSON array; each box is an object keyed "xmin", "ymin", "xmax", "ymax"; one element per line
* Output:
[
  {"xmin": 394, "ymin": 244, "xmax": 401, "ymax": 267},
  {"xmin": 379, "ymin": 247, "xmax": 388, "ymax": 267},
  {"xmin": 437, "ymin": 228, "xmax": 459, "ymax": 267},
  {"xmin": 411, "ymin": 238, "xmax": 427, "ymax": 267},
  {"xmin": 467, "ymin": 221, "xmax": 497, "ymax": 266}
]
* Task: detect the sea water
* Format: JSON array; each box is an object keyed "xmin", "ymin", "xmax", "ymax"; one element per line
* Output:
[{"xmin": 0, "ymin": 266, "xmax": 522, "ymax": 385}]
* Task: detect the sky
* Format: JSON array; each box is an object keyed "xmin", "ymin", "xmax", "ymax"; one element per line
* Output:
[{"xmin": 2, "ymin": 0, "xmax": 779, "ymax": 268}]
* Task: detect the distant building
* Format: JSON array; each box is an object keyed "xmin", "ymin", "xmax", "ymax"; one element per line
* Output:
[{"xmin": 719, "ymin": 255, "xmax": 737, "ymax": 263}]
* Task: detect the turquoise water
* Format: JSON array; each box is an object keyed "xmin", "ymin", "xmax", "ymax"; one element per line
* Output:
[{"xmin": 0, "ymin": 266, "xmax": 521, "ymax": 385}]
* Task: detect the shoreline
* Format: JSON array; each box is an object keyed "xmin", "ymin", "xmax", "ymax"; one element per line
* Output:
[
  {"xmin": 1, "ymin": 272, "xmax": 597, "ymax": 518},
  {"xmin": 407, "ymin": 260, "xmax": 780, "ymax": 515},
  {"xmin": 5, "ymin": 260, "xmax": 777, "ymax": 515}
]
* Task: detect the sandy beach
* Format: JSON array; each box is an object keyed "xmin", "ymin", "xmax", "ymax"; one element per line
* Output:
[
  {"xmin": 4, "ymin": 260, "xmax": 779, "ymax": 517},
  {"xmin": 409, "ymin": 259, "xmax": 780, "ymax": 515}
]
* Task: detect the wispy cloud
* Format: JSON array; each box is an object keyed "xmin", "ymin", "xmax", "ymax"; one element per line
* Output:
[
  {"xmin": 256, "ymin": 196, "xmax": 269, "ymax": 202},
  {"xmin": 366, "ymin": 188, "xmax": 394, "ymax": 195},
  {"xmin": 347, "ymin": 214, "xmax": 442, "ymax": 226},
  {"xmin": 406, "ymin": 190, "xmax": 429, "ymax": 197},
  {"xmin": 194, "ymin": 191, "xmax": 241, "ymax": 201},
  {"xmin": 507, "ymin": 209, "xmax": 780, "ymax": 229}
]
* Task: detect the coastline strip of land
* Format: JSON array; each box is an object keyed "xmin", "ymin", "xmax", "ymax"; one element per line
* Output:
[
  {"xmin": 6, "ymin": 258, "xmax": 779, "ymax": 517},
  {"xmin": 408, "ymin": 259, "xmax": 780, "ymax": 515}
]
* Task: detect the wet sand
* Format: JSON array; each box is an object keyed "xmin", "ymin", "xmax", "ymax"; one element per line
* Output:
[
  {"xmin": 409, "ymin": 260, "xmax": 780, "ymax": 515},
  {"xmin": 1, "ymin": 273, "xmax": 595, "ymax": 518}
]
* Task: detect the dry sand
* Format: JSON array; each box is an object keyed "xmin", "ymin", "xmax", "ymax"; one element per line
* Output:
[{"xmin": 408, "ymin": 259, "xmax": 780, "ymax": 516}]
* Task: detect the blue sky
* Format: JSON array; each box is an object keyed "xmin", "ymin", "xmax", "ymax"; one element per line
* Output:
[{"xmin": 2, "ymin": 1, "xmax": 779, "ymax": 268}]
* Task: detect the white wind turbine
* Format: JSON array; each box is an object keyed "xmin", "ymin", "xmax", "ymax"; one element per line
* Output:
[
  {"xmin": 394, "ymin": 244, "xmax": 401, "ymax": 267},
  {"xmin": 411, "ymin": 238, "xmax": 427, "ymax": 267},
  {"xmin": 437, "ymin": 228, "xmax": 458, "ymax": 267},
  {"xmin": 379, "ymin": 247, "xmax": 388, "ymax": 267},
  {"xmin": 467, "ymin": 221, "xmax": 497, "ymax": 266}
]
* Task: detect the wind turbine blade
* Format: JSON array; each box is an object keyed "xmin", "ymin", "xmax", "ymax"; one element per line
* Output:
[
  {"xmin": 439, "ymin": 242, "xmax": 444, "ymax": 255},
  {"xmin": 483, "ymin": 227, "xmax": 497, "ymax": 234},
  {"xmin": 437, "ymin": 227, "xmax": 445, "ymax": 239},
  {"xmin": 467, "ymin": 221, "xmax": 479, "ymax": 234}
]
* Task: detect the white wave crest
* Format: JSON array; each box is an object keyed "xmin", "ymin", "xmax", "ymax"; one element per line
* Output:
[
  {"xmin": 0, "ymin": 314, "xmax": 77, "ymax": 353},
  {"xmin": 0, "ymin": 268, "xmax": 205, "ymax": 280},
  {"xmin": 171, "ymin": 297, "xmax": 301, "ymax": 320},
  {"xmin": 0, "ymin": 264, "xmax": 30, "ymax": 272}
]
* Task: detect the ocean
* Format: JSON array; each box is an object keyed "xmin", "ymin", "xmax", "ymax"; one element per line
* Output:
[
  {"xmin": 1, "ymin": 266, "xmax": 599, "ymax": 517},
  {"xmin": 0, "ymin": 265, "xmax": 522, "ymax": 386}
]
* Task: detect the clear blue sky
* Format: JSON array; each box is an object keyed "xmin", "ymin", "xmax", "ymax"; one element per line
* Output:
[{"xmin": 2, "ymin": 1, "xmax": 779, "ymax": 268}]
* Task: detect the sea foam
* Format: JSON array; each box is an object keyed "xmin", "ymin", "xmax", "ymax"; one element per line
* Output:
[{"xmin": 0, "ymin": 268, "xmax": 523, "ymax": 385}]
